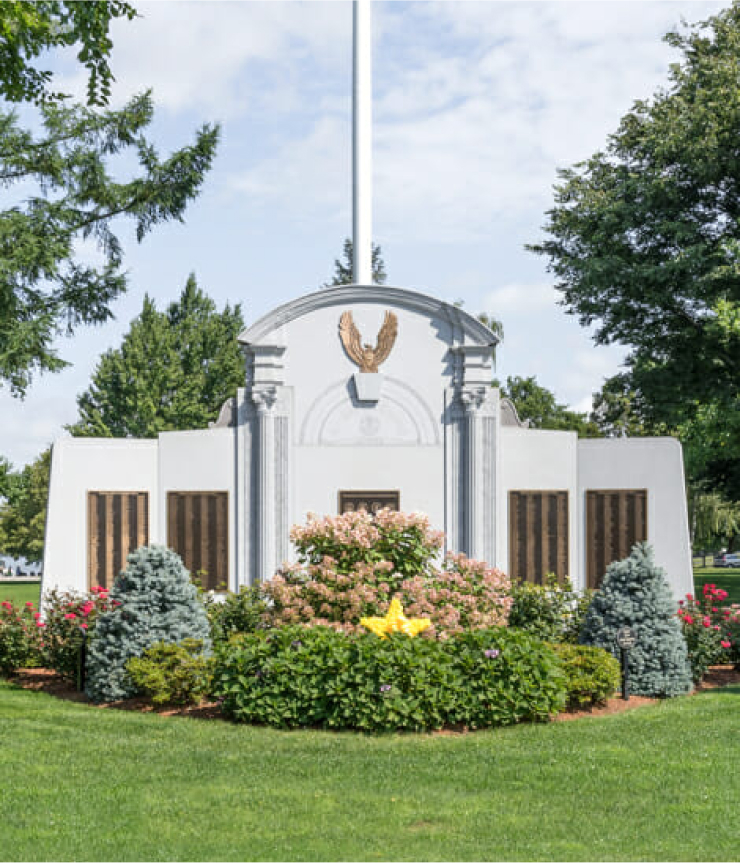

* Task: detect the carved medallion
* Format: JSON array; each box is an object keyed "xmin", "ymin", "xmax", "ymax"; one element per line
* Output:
[{"xmin": 339, "ymin": 310, "xmax": 398, "ymax": 373}]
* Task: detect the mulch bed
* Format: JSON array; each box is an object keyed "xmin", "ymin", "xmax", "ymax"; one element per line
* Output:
[{"xmin": 8, "ymin": 664, "xmax": 740, "ymax": 726}]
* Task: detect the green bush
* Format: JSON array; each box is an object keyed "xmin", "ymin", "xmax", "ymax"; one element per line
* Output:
[
  {"xmin": 0, "ymin": 599, "xmax": 42, "ymax": 674},
  {"xmin": 126, "ymin": 639, "xmax": 215, "ymax": 705},
  {"xmin": 580, "ymin": 543, "xmax": 693, "ymax": 697},
  {"xmin": 208, "ymin": 585, "xmax": 269, "ymax": 643},
  {"xmin": 509, "ymin": 575, "xmax": 593, "ymax": 644},
  {"xmin": 85, "ymin": 545, "xmax": 211, "ymax": 702},
  {"xmin": 551, "ymin": 643, "xmax": 621, "ymax": 708},
  {"xmin": 213, "ymin": 626, "xmax": 567, "ymax": 732}
]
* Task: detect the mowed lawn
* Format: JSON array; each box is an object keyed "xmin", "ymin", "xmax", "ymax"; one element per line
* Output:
[
  {"xmin": 1, "ymin": 679, "xmax": 739, "ymax": 862},
  {"xmin": 0, "ymin": 582, "xmax": 41, "ymax": 606},
  {"xmin": 692, "ymin": 566, "xmax": 740, "ymax": 604}
]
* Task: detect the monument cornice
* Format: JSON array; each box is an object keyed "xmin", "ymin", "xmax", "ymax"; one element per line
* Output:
[{"xmin": 238, "ymin": 284, "xmax": 499, "ymax": 348}]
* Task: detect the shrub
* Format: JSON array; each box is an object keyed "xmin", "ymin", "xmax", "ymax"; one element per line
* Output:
[
  {"xmin": 509, "ymin": 575, "xmax": 593, "ymax": 644},
  {"xmin": 126, "ymin": 639, "xmax": 215, "ymax": 705},
  {"xmin": 551, "ymin": 643, "xmax": 621, "ymax": 708},
  {"xmin": 266, "ymin": 510, "xmax": 511, "ymax": 636},
  {"xmin": 678, "ymin": 584, "xmax": 736, "ymax": 682},
  {"xmin": 208, "ymin": 585, "xmax": 269, "ymax": 643},
  {"xmin": 41, "ymin": 586, "xmax": 115, "ymax": 681},
  {"xmin": 85, "ymin": 545, "xmax": 211, "ymax": 702},
  {"xmin": 213, "ymin": 626, "xmax": 566, "ymax": 732},
  {"xmin": 0, "ymin": 600, "xmax": 43, "ymax": 674},
  {"xmin": 580, "ymin": 543, "xmax": 693, "ymax": 697}
]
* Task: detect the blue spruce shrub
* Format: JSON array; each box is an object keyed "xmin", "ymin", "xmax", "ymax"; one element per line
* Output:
[
  {"xmin": 85, "ymin": 545, "xmax": 211, "ymax": 702},
  {"xmin": 579, "ymin": 543, "xmax": 692, "ymax": 697}
]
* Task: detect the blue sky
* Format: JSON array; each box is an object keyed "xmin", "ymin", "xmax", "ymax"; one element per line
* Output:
[{"xmin": 1, "ymin": 0, "xmax": 728, "ymax": 467}]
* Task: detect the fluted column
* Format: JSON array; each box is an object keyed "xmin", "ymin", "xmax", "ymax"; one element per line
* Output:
[{"xmin": 460, "ymin": 385, "xmax": 497, "ymax": 564}]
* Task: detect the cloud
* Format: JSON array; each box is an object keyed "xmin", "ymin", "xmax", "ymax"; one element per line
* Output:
[{"xmin": 484, "ymin": 282, "xmax": 557, "ymax": 315}]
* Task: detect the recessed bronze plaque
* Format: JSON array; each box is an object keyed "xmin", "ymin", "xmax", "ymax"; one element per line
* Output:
[{"xmin": 339, "ymin": 490, "xmax": 400, "ymax": 515}]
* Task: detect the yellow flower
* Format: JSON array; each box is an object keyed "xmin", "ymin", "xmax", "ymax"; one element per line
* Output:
[{"xmin": 360, "ymin": 598, "xmax": 431, "ymax": 638}]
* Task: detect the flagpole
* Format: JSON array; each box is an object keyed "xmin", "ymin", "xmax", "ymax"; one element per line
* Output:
[{"xmin": 353, "ymin": 0, "xmax": 372, "ymax": 285}]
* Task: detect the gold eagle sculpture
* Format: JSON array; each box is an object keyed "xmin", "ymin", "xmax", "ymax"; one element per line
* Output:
[{"xmin": 339, "ymin": 310, "xmax": 398, "ymax": 373}]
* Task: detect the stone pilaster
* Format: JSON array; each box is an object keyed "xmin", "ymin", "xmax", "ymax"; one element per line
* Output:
[
  {"xmin": 249, "ymin": 385, "xmax": 290, "ymax": 582},
  {"xmin": 459, "ymin": 385, "xmax": 497, "ymax": 565}
]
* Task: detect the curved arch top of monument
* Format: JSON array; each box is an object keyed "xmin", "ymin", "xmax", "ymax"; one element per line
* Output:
[{"xmin": 238, "ymin": 284, "xmax": 498, "ymax": 348}]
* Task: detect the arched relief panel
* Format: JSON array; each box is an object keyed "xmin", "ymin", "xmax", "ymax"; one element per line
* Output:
[{"xmin": 299, "ymin": 377, "xmax": 440, "ymax": 447}]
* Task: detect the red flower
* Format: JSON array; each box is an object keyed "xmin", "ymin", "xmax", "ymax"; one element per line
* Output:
[
  {"xmin": 686, "ymin": 594, "xmax": 694, "ymax": 601},
  {"xmin": 678, "ymin": 600, "xmax": 684, "ymax": 606},
  {"xmin": 684, "ymin": 615, "xmax": 694, "ymax": 625},
  {"xmin": 721, "ymin": 640, "xmax": 731, "ymax": 649},
  {"xmin": 712, "ymin": 607, "xmax": 719, "ymax": 613},
  {"xmin": 64, "ymin": 612, "xmax": 76, "ymax": 620},
  {"xmin": 25, "ymin": 601, "xmax": 34, "ymax": 607},
  {"xmin": 80, "ymin": 623, "xmax": 88, "ymax": 630},
  {"xmin": 36, "ymin": 621, "xmax": 45, "ymax": 628},
  {"xmin": 702, "ymin": 617, "xmax": 711, "ymax": 628}
]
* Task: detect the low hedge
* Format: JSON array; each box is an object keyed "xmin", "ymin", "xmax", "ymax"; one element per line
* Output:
[
  {"xmin": 551, "ymin": 643, "xmax": 621, "ymax": 708},
  {"xmin": 213, "ymin": 626, "xmax": 568, "ymax": 732}
]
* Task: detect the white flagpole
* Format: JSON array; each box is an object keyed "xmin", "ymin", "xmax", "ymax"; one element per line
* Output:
[{"xmin": 353, "ymin": 0, "xmax": 372, "ymax": 285}]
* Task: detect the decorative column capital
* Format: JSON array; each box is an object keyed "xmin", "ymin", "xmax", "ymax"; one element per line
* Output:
[
  {"xmin": 251, "ymin": 386, "xmax": 278, "ymax": 414},
  {"xmin": 459, "ymin": 385, "xmax": 490, "ymax": 414}
]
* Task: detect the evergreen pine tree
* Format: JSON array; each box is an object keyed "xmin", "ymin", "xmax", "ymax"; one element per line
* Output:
[
  {"xmin": 579, "ymin": 543, "xmax": 693, "ymax": 697},
  {"xmin": 85, "ymin": 545, "xmax": 211, "ymax": 702}
]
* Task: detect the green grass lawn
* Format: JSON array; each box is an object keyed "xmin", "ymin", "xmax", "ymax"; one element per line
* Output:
[
  {"xmin": 693, "ymin": 566, "xmax": 740, "ymax": 604},
  {"xmin": 0, "ymin": 581, "xmax": 40, "ymax": 606},
  {"xmin": 1, "ymin": 680, "xmax": 739, "ymax": 861}
]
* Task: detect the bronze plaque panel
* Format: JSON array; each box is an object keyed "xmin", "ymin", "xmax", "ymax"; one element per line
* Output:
[{"xmin": 339, "ymin": 490, "xmax": 400, "ymax": 514}]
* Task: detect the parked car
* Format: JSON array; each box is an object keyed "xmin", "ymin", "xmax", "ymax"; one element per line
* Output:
[{"xmin": 713, "ymin": 553, "xmax": 740, "ymax": 568}]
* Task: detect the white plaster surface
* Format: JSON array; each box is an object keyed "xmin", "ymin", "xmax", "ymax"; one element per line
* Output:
[
  {"xmin": 578, "ymin": 437, "xmax": 693, "ymax": 600},
  {"xmin": 42, "ymin": 439, "xmax": 158, "ymax": 595},
  {"xmin": 498, "ymin": 428, "xmax": 579, "ymax": 581}
]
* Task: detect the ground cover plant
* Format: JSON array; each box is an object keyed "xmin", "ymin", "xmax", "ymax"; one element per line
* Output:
[
  {"xmin": 581, "ymin": 543, "xmax": 693, "ymax": 697},
  {"xmin": 1, "ymin": 677, "xmax": 739, "ymax": 861},
  {"xmin": 266, "ymin": 510, "xmax": 511, "ymax": 635},
  {"xmin": 214, "ymin": 625, "xmax": 566, "ymax": 731},
  {"xmin": 86, "ymin": 545, "xmax": 211, "ymax": 702}
]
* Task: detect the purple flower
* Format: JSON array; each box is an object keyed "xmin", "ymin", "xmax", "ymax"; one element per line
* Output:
[
  {"xmin": 484, "ymin": 649, "xmax": 500, "ymax": 659},
  {"xmin": 380, "ymin": 684, "xmax": 392, "ymax": 693},
  {"xmin": 291, "ymin": 640, "xmax": 303, "ymax": 649}
]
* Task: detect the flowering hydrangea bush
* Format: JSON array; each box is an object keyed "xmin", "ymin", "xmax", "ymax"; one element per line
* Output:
[
  {"xmin": 678, "ymin": 584, "xmax": 738, "ymax": 682},
  {"xmin": 264, "ymin": 510, "xmax": 511, "ymax": 636},
  {"xmin": 0, "ymin": 599, "xmax": 43, "ymax": 674},
  {"xmin": 41, "ymin": 586, "xmax": 117, "ymax": 681}
]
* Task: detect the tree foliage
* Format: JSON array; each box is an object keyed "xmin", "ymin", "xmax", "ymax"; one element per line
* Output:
[
  {"xmin": 531, "ymin": 5, "xmax": 740, "ymax": 496},
  {"xmin": 1, "ymin": 93, "xmax": 219, "ymax": 395},
  {"xmin": 580, "ymin": 543, "xmax": 693, "ymax": 698},
  {"xmin": 69, "ymin": 274, "xmax": 245, "ymax": 438},
  {"xmin": 0, "ymin": 448, "xmax": 50, "ymax": 563},
  {"xmin": 497, "ymin": 375, "xmax": 601, "ymax": 437},
  {"xmin": 322, "ymin": 238, "xmax": 387, "ymax": 287},
  {"xmin": 85, "ymin": 544, "xmax": 211, "ymax": 702},
  {"xmin": 0, "ymin": 1, "xmax": 136, "ymax": 107}
]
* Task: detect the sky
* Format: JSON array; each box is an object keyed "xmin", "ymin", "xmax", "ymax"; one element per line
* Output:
[{"xmin": 0, "ymin": 0, "xmax": 729, "ymax": 468}]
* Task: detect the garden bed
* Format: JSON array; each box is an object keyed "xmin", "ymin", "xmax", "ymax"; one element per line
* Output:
[{"xmin": 10, "ymin": 664, "xmax": 740, "ymax": 727}]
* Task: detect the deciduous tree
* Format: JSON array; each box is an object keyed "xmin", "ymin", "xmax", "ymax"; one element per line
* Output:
[
  {"xmin": 68, "ymin": 275, "xmax": 245, "ymax": 438},
  {"xmin": 497, "ymin": 375, "xmax": 600, "ymax": 437},
  {"xmin": 531, "ymin": 4, "xmax": 740, "ymax": 497},
  {"xmin": 0, "ymin": 449, "xmax": 50, "ymax": 563}
]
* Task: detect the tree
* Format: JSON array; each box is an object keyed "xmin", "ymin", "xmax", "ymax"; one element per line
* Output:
[
  {"xmin": 0, "ymin": 449, "xmax": 50, "ymax": 563},
  {"xmin": 68, "ymin": 275, "xmax": 245, "ymax": 438},
  {"xmin": 580, "ymin": 543, "xmax": 693, "ymax": 697},
  {"xmin": 85, "ymin": 544, "xmax": 211, "ymax": 702},
  {"xmin": 530, "ymin": 5, "xmax": 740, "ymax": 498},
  {"xmin": 1, "ymin": 93, "xmax": 219, "ymax": 395},
  {"xmin": 322, "ymin": 238, "xmax": 387, "ymax": 287},
  {"xmin": 497, "ymin": 375, "xmax": 601, "ymax": 437},
  {"xmin": 0, "ymin": 1, "xmax": 136, "ymax": 107},
  {"xmin": 689, "ymin": 490, "xmax": 740, "ymax": 557}
]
